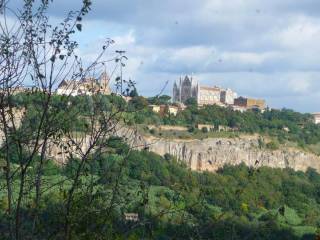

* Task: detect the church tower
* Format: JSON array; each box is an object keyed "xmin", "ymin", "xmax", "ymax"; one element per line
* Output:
[{"xmin": 99, "ymin": 71, "xmax": 111, "ymax": 95}]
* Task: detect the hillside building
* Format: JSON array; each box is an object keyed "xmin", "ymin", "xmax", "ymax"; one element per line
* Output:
[
  {"xmin": 312, "ymin": 113, "xmax": 320, "ymax": 124},
  {"xmin": 173, "ymin": 75, "xmax": 198, "ymax": 103},
  {"xmin": 56, "ymin": 71, "xmax": 111, "ymax": 96},
  {"xmin": 197, "ymin": 86, "xmax": 221, "ymax": 106},
  {"xmin": 149, "ymin": 104, "xmax": 180, "ymax": 116},
  {"xmin": 173, "ymin": 75, "xmax": 237, "ymax": 107},
  {"xmin": 234, "ymin": 96, "xmax": 266, "ymax": 110},
  {"xmin": 221, "ymin": 88, "xmax": 237, "ymax": 105}
]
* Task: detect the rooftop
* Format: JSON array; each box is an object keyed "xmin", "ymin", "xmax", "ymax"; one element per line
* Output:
[{"xmin": 200, "ymin": 86, "xmax": 221, "ymax": 91}]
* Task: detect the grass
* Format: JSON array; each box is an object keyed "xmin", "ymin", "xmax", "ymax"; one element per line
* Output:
[
  {"xmin": 137, "ymin": 124, "xmax": 241, "ymax": 140},
  {"xmin": 306, "ymin": 142, "xmax": 320, "ymax": 156}
]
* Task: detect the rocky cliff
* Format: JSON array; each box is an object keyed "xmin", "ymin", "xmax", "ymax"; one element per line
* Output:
[
  {"xmin": 1, "ymin": 109, "xmax": 319, "ymax": 172},
  {"xmin": 144, "ymin": 136, "xmax": 320, "ymax": 172},
  {"xmin": 20, "ymin": 129, "xmax": 320, "ymax": 173}
]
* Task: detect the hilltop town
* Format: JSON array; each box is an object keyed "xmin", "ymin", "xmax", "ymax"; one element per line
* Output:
[
  {"xmin": 172, "ymin": 75, "xmax": 265, "ymax": 111},
  {"xmin": 12, "ymin": 73, "xmax": 320, "ymax": 125}
]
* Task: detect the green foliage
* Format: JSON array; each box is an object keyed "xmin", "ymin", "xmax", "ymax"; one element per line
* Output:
[
  {"xmin": 2, "ymin": 137, "xmax": 320, "ymax": 239},
  {"xmin": 184, "ymin": 97, "xmax": 197, "ymax": 107},
  {"xmin": 148, "ymin": 95, "xmax": 171, "ymax": 105},
  {"xmin": 201, "ymin": 127, "xmax": 209, "ymax": 133},
  {"xmin": 2, "ymin": 94, "xmax": 320, "ymax": 239},
  {"xmin": 266, "ymin": 141, "xmax": 280, "ymax": 150},
  {"xmin": 129, "ymin": 96, "xmax": 148, "ymax": 111},
  {"xmin": 131, "ymin": 102, "xmax": 320, "ymax": 148},
  {"xmin": 129, "ymin": 86, "xmax": 139, "ymax": 97}
]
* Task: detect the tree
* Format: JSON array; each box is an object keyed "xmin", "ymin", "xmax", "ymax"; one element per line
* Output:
[
  {"xmin": 129, "ymin": 86, "xmax": 139, "ymax": 97},
  {"xmin": 130, "ymin": 96, "xmax": 148, "ymax": 110},
  {"xmin": 0, "ymin": 1, "xmax": 137, "ymax": 239},
  {"xmin": 148, "ymin": 95, "xmax": 171, "ymax": 105},
  {"xmin": 185, "ymin": 97, "xmax": 197, "ymax": 107}
]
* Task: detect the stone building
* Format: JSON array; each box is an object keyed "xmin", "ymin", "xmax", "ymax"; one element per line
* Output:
[
  {"xmin": 173, "ymin": 75, "xmax": 237, "ymax": 106},
  {"xmin": 221, "ymin": 88, "xmax": 237, "ymax": 105},
  {"xmin": 312, "ymin": 113, "xmax": 320, "ymax": 124},
  {"xmin": 149, "ymin": 104, "xmax": 180, "ymax": 116},
  {"xmin": 173, "ymin": 75, "xmax": 198, "ymax": 103},
  {"xmin": 197, "ymin": 86, "xmax": 221, "ymax": 106},
  {"xmin": 124, "ymin": 213, "xmax": 139, "ymax": 222},
  {"xmin": 234, "ymin": 96, "xmax": 266, "ymax": 110},
  {"xmin": 56, "ymin": 71, "xmax": 111, "ymax": 96}
]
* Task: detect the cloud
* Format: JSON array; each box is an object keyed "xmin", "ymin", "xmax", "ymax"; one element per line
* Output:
[{"xmin": 4, "ymin": 0, "xmax": 320, "ymax": 112}]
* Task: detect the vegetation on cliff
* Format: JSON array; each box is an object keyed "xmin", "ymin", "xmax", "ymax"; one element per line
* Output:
[
  {"xmin": 126, "ymin": 95, "xmax": 320, "ymax": 151},
  {"xmin": 13, "ymin": 92, "xmax": 320, "ymax": 150}
]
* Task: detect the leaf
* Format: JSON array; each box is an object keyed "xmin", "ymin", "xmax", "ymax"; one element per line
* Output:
[
  {"xmin": 76, "ymin": 24, "xmax": 82, "ymax": 32},
  {"xmin": 50, "ymin": 55, "xmax": 56, "ymax": 62}
]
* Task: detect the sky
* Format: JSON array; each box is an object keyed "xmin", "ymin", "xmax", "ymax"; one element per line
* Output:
[{"xmin": 7, "ymin": 0, "xmax": 320, "ymax": 112}]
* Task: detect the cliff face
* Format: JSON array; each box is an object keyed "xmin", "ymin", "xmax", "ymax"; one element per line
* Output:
[
  {"xmin": 1, "ymin": 109, "xmax": 319, "ymax": 172},
  {"xmin": 144, "ymin": 137, "xmax": 320, "ymax": 172},
  {"xmin": 35, "ymin": 132, "xmax": 320, "ymax": 172}
]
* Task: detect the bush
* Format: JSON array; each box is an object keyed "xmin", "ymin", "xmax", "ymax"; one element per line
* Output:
[
  {"xmin": 266, "ymin": 141, "xmax": 280, "ymax": 150},
  {"xmin": 149, "ymin": 129, "xmax": 156, "ymax": 135},
  {"xmin": 201, "ymin": 127, "xmax": 209, "ymax": 133},
  {"xmin": 188, "ymin": 126, "xmax": 195, "ymax": 133}
]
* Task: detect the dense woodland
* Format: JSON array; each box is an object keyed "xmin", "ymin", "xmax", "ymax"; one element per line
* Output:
[{"xmin": 1, "ymin": 135, "xmax": 320, "ymax": 239}]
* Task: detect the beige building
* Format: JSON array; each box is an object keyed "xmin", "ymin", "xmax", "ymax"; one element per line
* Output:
[
  {"xmin": 197, "ymin": 86, "xmax": 221, "ymax": 106},
  {"xmin": 56, "ymin": 72, "xmax": 111, "ymax": 96},
  {"xmin": 234, "ymin": 97, "xmax": 266, "ymax": 110},
  {"xmin": 149, "ymin": 105, "xmax": 180, "ymax": 116},
  {"xmin": 149, "ymin": 105, "xmax": 161, "ymax": 113},
  {"xmin": 173, "ymin": 75, "xmax": 237, "ymax": 107},
  {"xmin": 312, "ymin": 113, "xmax": 320, "ymax": 124},
  {"xmin": 168, "ymin": 105, "xmax": 179, "ymax": 116},
  {"xmin": 196, "ymin": 124, "xmax": 215, "ymax": 131}
]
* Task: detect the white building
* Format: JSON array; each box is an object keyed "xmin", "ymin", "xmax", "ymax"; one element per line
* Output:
[
  {"xmin": 197, "ymin": 86, "xmax": 221, "ymax": 106},
  {"xmin": 221, "ymin": 88, "xmax": 237, "ymax": 105},
  {"xmin": 173, "ymin": 75, "xmax": 237, "ymax": 106},
  {"xmin": 312, "ymin": 113, "xmax": 320, "ymax": 124}
]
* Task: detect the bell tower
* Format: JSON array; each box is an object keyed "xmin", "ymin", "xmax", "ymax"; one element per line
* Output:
[{"xmin": 99, "ymin": 71, "xmax": 111, "ymax": 94}]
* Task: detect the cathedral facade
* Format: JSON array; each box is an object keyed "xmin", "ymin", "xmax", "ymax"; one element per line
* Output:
[{"xmin": 173, "ymin": 75, "xmax": 198, "ymax": 103}]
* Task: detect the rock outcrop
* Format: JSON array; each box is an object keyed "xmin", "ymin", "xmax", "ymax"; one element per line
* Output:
[
  {"xmin": 144, "ymin": 136, "xmax": 320, "ymax": 172},
  {"xmin": 37, "ymin": 131, "xmax": 320, "ymax": 173}
]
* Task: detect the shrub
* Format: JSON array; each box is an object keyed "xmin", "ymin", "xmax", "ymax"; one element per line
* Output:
[
  {"xmin": 201, "ymin": 127, "xmax": 209, "ymax": 133},
  {"xmin": 266, "ymin": 141, "xmax": 279, "ymax": 150},
  {"xmin": 149, "ymin": 129, "xmax": 156, "ymax": 135}
]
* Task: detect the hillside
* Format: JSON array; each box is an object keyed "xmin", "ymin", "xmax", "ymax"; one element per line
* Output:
[
  {"xmin": 1, "ymin": 93, "xmax": 320, "ymax": 239},
  {"xmin": 1, "ymin": 137, "xmax": 320, "ymax": 239},
  {"xmin": 6, "ymin": 93, "xmax": 320, "ymax": 170}
]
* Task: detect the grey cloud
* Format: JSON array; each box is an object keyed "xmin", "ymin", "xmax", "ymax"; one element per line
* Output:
[{"xmin": 5, "ymin": 0, "xmax": 320, "ymax": 112}]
